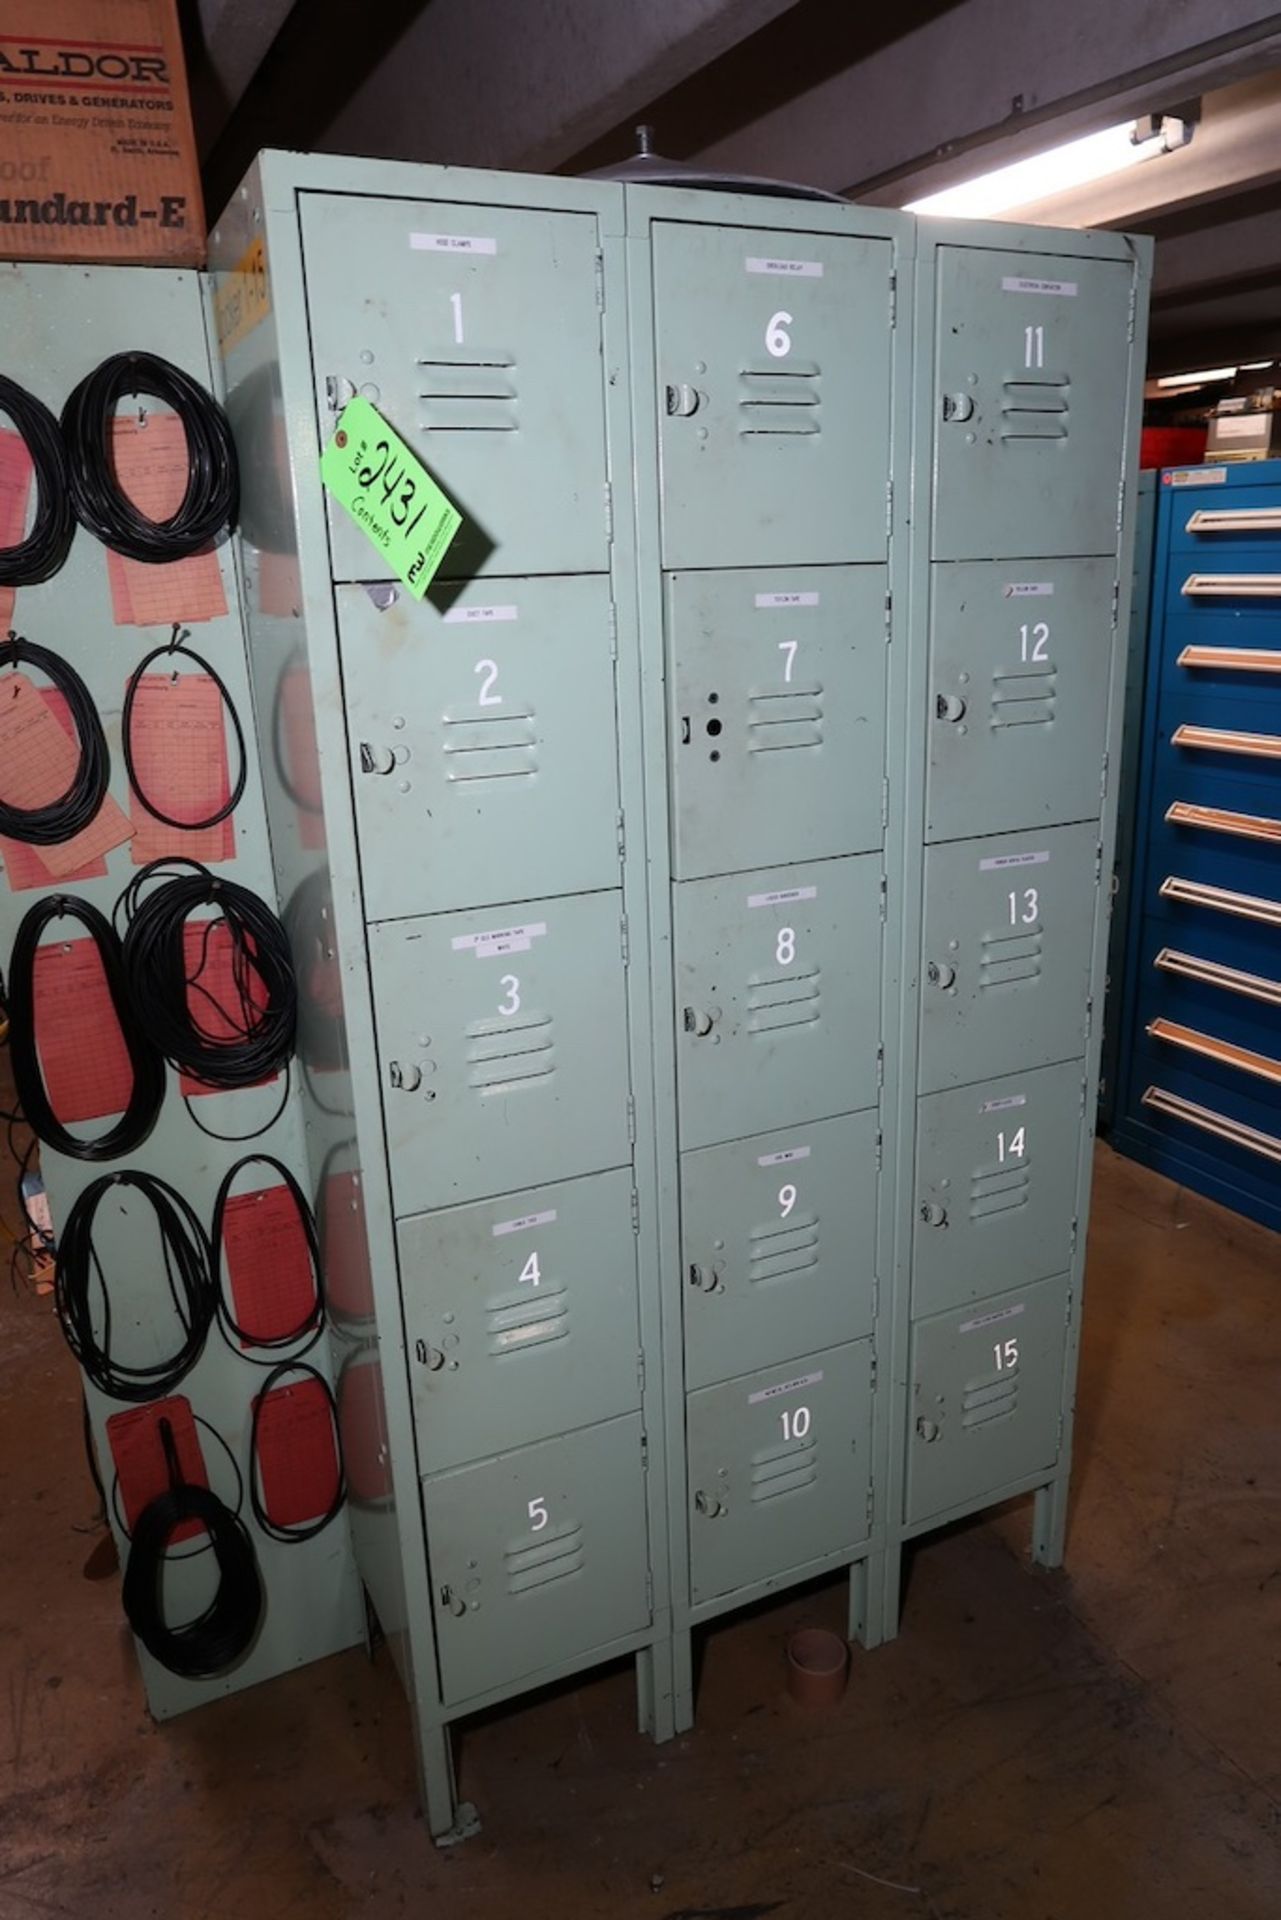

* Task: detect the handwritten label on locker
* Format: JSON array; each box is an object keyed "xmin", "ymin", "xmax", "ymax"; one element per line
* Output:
[
  {"xmin": 32, "ymin": 937, "xmax": 136, "ymax": 1123},
  {"xmin": 410, "ymin": 232, "xmax": 497, "ymax": 255},
  {"xmin": 0, "ymin": 674, "xmax": 133, "ymax": 876},
  {"xmin": 1001, "ymin": 276, "xmax": 1077, "ymax": 297},
  {"xmin": 105, "ymin": 416, "xmax": 229, "ymax": 627},
  {"xmin": 180, "ymin": 917, "xmax": 273, "ymax": 1096},
  {"xmin": 127, "ymin": 671, "xmax": 235, "ymax": 866},
  {"xmin": 451, "ymin": 920, "xmax": 547, "ymax": 958},
  {"xmin": 748, "ymin": 886, "xmax": 816, "ymax": 909},
  {"xmin": 1003, "ymin": 582, "xmax": 1054, "ymax": 598},
  {"xmin": 749, "ymin": 1369, "xmax": 823, "ymax": 1406},
  {"xmin": 0, "ymin": 688, "xmax": 109, "ymax": 892},
  {"xmin": 757, "ymin": 1145, "xmax": 811, "ymax": 1167},
  {"xmin": 0, "ymin": 427, "xmax": 34, "ymax": 629},
  {"xmin": 959, "ymin": 1302, "xmax": 1026, "ymax": 1335},
  {"xmin": 492, "ymin": 1208, "xmax": 557, "ymax": 1238},
  {"xmin": 981, "ymin": 1093, "xmax": 1027, "ymax": 1114},
  {"xmin": 746, "ymin": 257, "xmax": 823, "ymax": 278},
  {"xmin": 321, "ymin": 395, "xmax": 461, "ymax": 598},
  {"xmin": 443, "ymin": 604, "xmax": 518, "ymax": 625},
  {"xmin": 221, "ymin": 1184, "xmax": 317, "ymax": 1345},
  {"xmin": 106, "ymin": 1398, "xmax": 209, "ymax": 1542},
  {"xmin": 254, "ymin": 1375, "xmax": 341, "ymax": 1528},
  {"xmin": 755, "ymin": 591, "xmax": 819, "ymax": 609},
  {"xmin": 978, "ymin": 850, "xmax": 1049, "ymax": 873}
]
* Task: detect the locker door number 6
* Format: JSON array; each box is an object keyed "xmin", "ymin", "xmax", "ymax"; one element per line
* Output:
[{"xmin": 766, "ymin": 311, "xmax": 793, "ymax": 358}]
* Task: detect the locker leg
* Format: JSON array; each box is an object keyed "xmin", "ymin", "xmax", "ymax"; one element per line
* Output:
[
  {"xmin": 636, "ymin": 1633, "xmax": 676, "ymax": 1743},
  {"xmin": 672, "ymin": 1626, "xmax": 695, "ymax": 1734},
  {"xmin": 880, "ymin": 1540, "xmax": 904, "ymax": 1643},
  {"xmin": 848, "ymin": 1551, "xmax": 885, "ymax": 1649},
  {"xmin": 418, "ymin": 1719, "xmax": 479, "ymax": 1848},
  {"xmin": 1031, "ymin": 1474, "xmax": 1068, "ymax": 1568}
]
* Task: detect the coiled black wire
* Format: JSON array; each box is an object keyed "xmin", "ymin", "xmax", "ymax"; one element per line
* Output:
[
  {"xmin": 122, "ymin": 1415, "xmax": 262, "ymax": 1677},
  {"xmin": 117, "ymin": 860, "xmax": 296, "ymax": 1091},
  {"xmin": 121, "ymin": 625, "xmax": 247, "ymax": 832},
  {"xmin": 54, "ymin": 1171, "xmax": 216, "ymax": 1401},
  {"xmin": 61, "ymin": 352, "xmax": 239, "ymax": 561},
  {"xmin": 5, "ymin": 896, "xmax": 165, "ymax": 1160},
  {"xmin": 249, "ymin": 1360, "xmax": 345, "ymax": 1545},
  {"xmin": 0, "ymin": 635, "xmax": 110, "ymax": 845},
  {"xmin": 212, "ymin": 1154, "xmax": 324, "ymax": 1358},
  {"xmin": 0, "ymin": 376, "xmax": 75, "ymax": 584}
]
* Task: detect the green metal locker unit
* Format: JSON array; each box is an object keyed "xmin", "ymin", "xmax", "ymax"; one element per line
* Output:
[
  {"xmin": 621, "ymin": 184, "xmax": 914, "ymax": 1717},
  {"xmin": 882, "ymin": 225, "xmax": 1152, "ymax": 1619},
  {"xmin": 209, "ymin": 155, "xmax": 674, "ymax": 1844}
]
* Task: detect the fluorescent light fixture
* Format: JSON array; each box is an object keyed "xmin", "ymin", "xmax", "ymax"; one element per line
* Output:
[
  {"xmin": 906, "ymin": 117, "xmax": 1185, "ymax": 218},
  {"xmin": 1156, "ymin": 367, "xmax": 1239, "ymax": 388},
  {"xmin": 1241, "ymin": 360, "xmax": 1275, "ymax": 370}
]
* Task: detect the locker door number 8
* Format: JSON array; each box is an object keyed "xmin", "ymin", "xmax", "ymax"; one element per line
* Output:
[{"xmin": 775, "ymin": 926, "xmax": 796, "ymax": 967}]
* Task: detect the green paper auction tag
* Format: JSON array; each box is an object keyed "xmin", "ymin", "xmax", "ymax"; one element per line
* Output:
[{"xmin": 320, "ymin": 395, "xmax": 462, "ymax": 597}]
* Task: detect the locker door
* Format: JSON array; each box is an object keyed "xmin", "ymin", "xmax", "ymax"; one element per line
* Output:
[
  {"xmin": 653, "ymin": 220, "xmax": 892, "ymax": 569},
  {"xmin": 686, "ymin": 1340, "xmax": 873, "ymax": 1604},
  {"xmin": 932, "ymin": 248, "xmax": 1133, "ymax": 561},
  {"xmin": 338, "ymin": 576, "xmax": 621, "ymax": 919},
  {"xmin": 667, "ymin": 565, "xmax": 888, "ymax": 879},
  {"xmin": 424, "ymin": 1413, "xmax": 650, "ymax": 1705},
  {"xmin": 300, "ymin": 194, "xmax": 610, "ymax": 580},
  {"xmin": 926, "ymin": 558, "xmax": 1116, "ymax": 842},
  {"xmin": 674, "ymin": 856, "xmax": 882, "ymax": 1150},
  {"xmin": 399, "ymin": 1169, "xmax": 641, "ymax": 1472},
  {"xmin": 370, "ymin": 891, "xmax": 631, "ymax": 1212},
  {"xmin": 906, "ymin": 1275, "xmax": 1069, "ymax": 1525},
  {"xmin": 919, "ymin": 822, "xmax": 1099, "ymax": 1092},
  {"xmin": 912, "ymin": 1061, "xmax": 1084, "ymax": 1318},
  {"xmin": 681, "ymin": 1109, "xmax": 878, "ymax": 1391}
]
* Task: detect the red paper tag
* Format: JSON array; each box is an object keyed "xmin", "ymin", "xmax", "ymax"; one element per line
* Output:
[
  {"xmin": 0, "ymin": 688, "xmax": 109, "ymax": 891},
  {"xmin": 337, "ymin": 1353, "xmax": 391, "ymax": 1506},
  {"xmin": 105, "ymin": 415, "xmax": 229, "ymax": 628},
  {"xmin": 179, "ymin": 917, "xmax": 274, "ymax": 1097},
  {"xmin": 127, "ymin": 670, "xmax": 234, "ymax": 865},
  {"xmin": 0, "ymin": 673, "xmax": 133, "ymax": 877},
  {"xmin": 221, "ymin": 1182, "xmax": 317, "ymax": 1345},
  {"xmin": 254, "ymin": 1376, "xmax": 341, "ymax": 1528},
  {"xmin": 321, "ymin": 1166, "xmax": 374, "ymax": 1323},
  {"xmin": 0, "ymin": 426, "xmax": 34, "ymax": 630},
  {"xmin": 106, "ymin": 1397, "xmax": 208, "ymax": 1544},
  {"xmin": 32, "ymin": 936, "xmax": 136, "ymax": 1124}
]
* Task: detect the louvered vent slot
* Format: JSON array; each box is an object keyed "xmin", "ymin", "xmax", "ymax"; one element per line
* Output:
[
  {"xmin": 750, "ymin": 1435, "xmax": 817, "ymax": 1501},
  {"xmin": 738, "ymin": 365, "xmax": 821, "ymax": 437},
  {"xmin": 748, "ymin": 968, "xmax": 821, "ymax": 1034},
  {"xmin": 749, "ymin": 1214, "xmax": 819, "ymax": 1285},
  {"xmin": 485, "ymin": 1285, "xmax": 569, "ymax": 1357},
  {"xmin": 980, "ymin": 928, "xmax": 1044, "ymax": 988},
  {"xmin": 969, "ymin": 1161, "xmax": 1031, "ymax": 1221},
  {"xmin": 417, "ymin": 354, "xmax": 518, "ymax": 432},
  {"xmin": 991, "ymin": 666, "xmax": 1056, "ymax": 729},
  {"xmin": 504, "ymin": 1522, "xmax": 584, "ymax": 1594},
  {"xmin": 442, "ymin": 709, "xmax": 537, "ymax": 783},
  {"xmin": 962, "ymin": 1373, "xmax": 1018, "ymax": 1429},
  {"xmin": 466, "ymin": 1013, "xmax": 554, "ymax": 1091},
  {"xmin": 748, "ymin": 687, "xmax": 824, "ymax": 753},
  {"xmin": 1001, "ymin": 376, "xmax": 1069, "ymax": 442}
]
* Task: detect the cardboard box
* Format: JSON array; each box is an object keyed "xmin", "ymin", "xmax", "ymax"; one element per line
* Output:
[{"xmin": 0, "ymin": 0, "xmax": 204, "ymax": 265}]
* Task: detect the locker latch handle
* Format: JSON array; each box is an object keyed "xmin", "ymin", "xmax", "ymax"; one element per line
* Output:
[
  {"xmin": 935, "ymin": 692, "xmax": 967, "ymax": 723},
  {"xmin": 916, "ymin": 1418, "xmax": 941, "ymax": 1443},
  {"xmin": 688, "ymin": 1263, "xmax": 723, "ymax": 1293},
  {"xmin": 359, "ymin": 741, "xmax": 396, "ymax": 776},
  {"xmin": 941, "ymin": 392, "xmax": 975, "ymax": 423},
  {"xmin": 439, "ymin": 1584, "xmax": 468, "ymax": 1617},
  {"xmin": 694, "ymin": 1490, "xmax": 727, "ymax": 1518},
  {"xmin": 666, "ymin": 382, "xmax": 703, "ymax": 417},
  {"xmin": 389, "ymin": 1060, "xmax": 423, "ymax": 1092},
  {"xmin": 919, "ymin": 1202, "xmax": 948, "ymax": 1228},
  {"xmin": 926, "ymin": 961, "xmax": 957, "ymax": 991},
  {"xmin": 683, "ymin": 1007, "xmax": 716, "ymax": 1037},
  {"xmin": 415, "ymin": 1338, "xmax": 446, "ymax": 1370}
]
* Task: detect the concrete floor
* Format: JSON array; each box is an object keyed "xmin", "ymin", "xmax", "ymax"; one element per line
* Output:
[{"xmin": 1, "ymin": 1145, "xmax": 1278, "ymax": 1919}]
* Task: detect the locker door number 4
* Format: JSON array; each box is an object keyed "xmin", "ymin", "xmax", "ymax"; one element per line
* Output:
[
  {"xmin": 993, "ymin": 1338, "xmax": 1019, "ymax": 1371},
  {"xmin": 517, "ymin": 1251, "xmax": 541, "ymax": 1286}
]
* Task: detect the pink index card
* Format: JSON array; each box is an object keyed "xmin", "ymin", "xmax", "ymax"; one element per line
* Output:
[
  {"xmin": 0, "ymin": 688, "xmax": 108, "ymax": 891},
  {"xmin": 0, "ymin": 427, "xmax": 34, "ymax": 630},
  {"xmin": 105, "ymin": 415, "xmax": 228, "ymax": 628},
  {"xmin": 0, "ymin": 672, "xmax": 132, "ymax": 877},
  {"xmin": 127, "ymin": 670, "xmax": 234, "ymax": 865},
  {"xmin": 32, "ymin": 936, "xmax": 135, "ymax": 1124}
]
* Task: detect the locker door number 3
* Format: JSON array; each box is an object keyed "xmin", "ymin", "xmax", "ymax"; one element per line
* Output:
[{"xmin": 498, "ymin": 975, "xmax": 520, "ymax": 1017}]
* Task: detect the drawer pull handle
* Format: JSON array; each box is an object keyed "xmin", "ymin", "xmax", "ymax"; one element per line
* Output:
[
  {"xmin": 1142, "ymin": 1085, "xmax": 1281, "ymax": 1165},
  {"xmin": 1165, "ymin": 801, "xmax": 1281, "ymax": 843},
  {"xmin": 1177, "ymin": 643, "xmax": 1281, "ymax": 672},
  {"xmin": 1181, "ymin": 573, "xmax": 1281, "ymax": 597},
  {"xmin": 1171, "ymin": 723, "xmax": 1281, "ymax": 759},
  {"xmin": 1146, "ymin": 1017, "xmax": 1281, "ymax": 1087},
  {"xmin": 1155, "ymin": 947, "xmax": 1281, "ymax": 1006},
  {"xmin": 1160, "ymin": 876, "xmax": 1281, "ymax": 926},
  {"xmin": 1186, "ymin": 507, "xmax": 1281, "ymax": 533}
]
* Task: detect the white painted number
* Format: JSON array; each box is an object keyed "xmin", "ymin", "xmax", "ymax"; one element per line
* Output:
[
  {"xmin": 778, "ymin": 1183, "xmax": 797, "ymax": 1219},
  {"xmin": 778, "ymin": 639, "xmax": 798, "ymax": 683},
  {"xmin": 518, "ymin": 1251, "xmax": 541, "ymax": 1287},
  {"xmin": 1020, "ymin": 620, "xmax": 1050, "ymax": 663},
  {"xmin": 765, "ymin": 310, "xmax": 793, "ymax": 358},
  {"xmin": 1008, "ymin": 886, "xmax": 1039, "ymax": 927},
  {"xmin": 475, "ymin": 658, "xmax": 502, "ymax": 706},
  {"xmin": 528, "ymin": 1496, "xmax": 548, "ymax": 1531},
  {"xmin": 993, "ymin": 1338, "xmax": 1019, "ymax": 1371},
  {"xmin": 1024, "ymin": 323, "xmax": 1044, "ymax": 369},
  {"xmin": 780, "ymin": 1405, "xmax": 811, "ymax": 1441},
  {"xmin": 450, "ymin": 290, "xmax": 465, "ymax": 345},
  {"xmin": 498, "ymin": 974, "xmax": 521, "ymax": 1018},
  {"xmin": 776, "ymin": 926, "xmax": 796, "ymax": 967},
  {"xmin": 997, "ymin": 1126, "xmax": 1027, "ymax": 1162}
]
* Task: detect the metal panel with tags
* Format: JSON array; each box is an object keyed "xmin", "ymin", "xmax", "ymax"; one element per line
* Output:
[
  {"xmin": 337, "ymin": 577, "xmax": 621, "ymax": 919},
  {"xmin": 424, "ymin": 1412, "xmax": 650, "ymax": 1705},
  {"xmin": 399, "ymin": 1169, "xmax": 642, "ymax": 1472},
  {"xmin": 370, "ymin": 890, "xmax": 631, "ymax": 1213},
  {"xmin": 932, "ymin": 249, "xmax": 1133, "ymax": 561},
  {"xmin": 906, "ymin": 1273, "xmax": 1070, "ymax": 1525},
  {"xmin": 926, "ymin": 557, "xmax": 1116, "ymax": 842},
  {"xmin": 912, "ymin": 1061, "xmax": 1084, "ymax": 1318},
  {"xmin": 299, "ymin": 193, "xmax": 610, "ymax": 580},
  {"xmin": 686, "ymin": 1339, "xmax": 873, "ymax": 1604},
  {"xmin": 666, "ymin": 565, "xmax": 888, "ymax": 879},
  {"xmin": 919, "ymin": 822, "xmax": 1100, "ymax": 1094},
  {"xmin": 674, "ymin": 855, "xmax": 882, "ymax": 1150},
  {"xmin": 681, "ymin": 1109, "xmax": 878, "ymax": 1391},
  {"xmin": 653, "ymin": 220, "xmax": 892, "ymax": 569}
]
